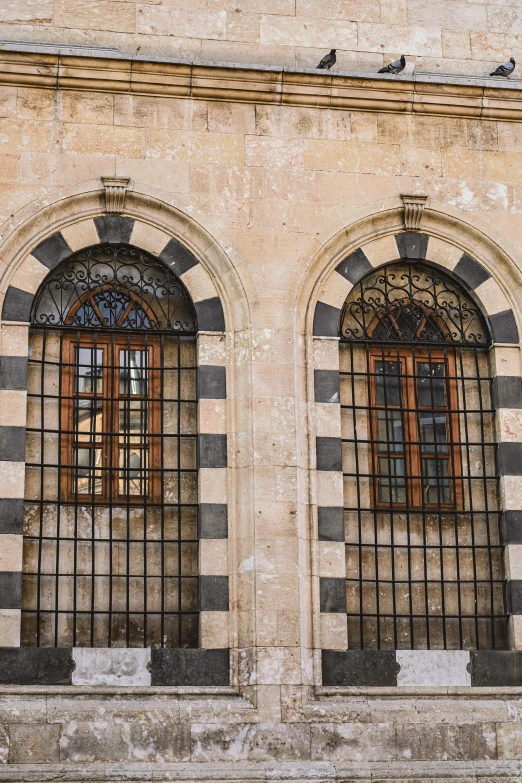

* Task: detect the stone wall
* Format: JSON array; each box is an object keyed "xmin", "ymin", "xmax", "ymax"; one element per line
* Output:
[{"xmin": 2, "ymin": 0, "xmax": 522, "ymax": 75}]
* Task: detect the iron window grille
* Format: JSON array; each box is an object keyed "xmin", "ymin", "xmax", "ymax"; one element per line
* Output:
[
  {"xmin": 23, "ymin": 244, "xmax": 199, "ymax": 648},
  {"xmin": 339, "ymin": 262, "xmax": 507, "ymax": 650}
]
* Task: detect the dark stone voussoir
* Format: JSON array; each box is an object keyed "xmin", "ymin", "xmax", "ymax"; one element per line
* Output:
[
  {"xmin": 0, "ymin": 425, "xmax": 26, "ymax": 462},
  {"xmin": 198, "ymin": 503, "xmax": 228, "ymax": 539},
  {"xmin": 492, "ymin": 376, "xmax": 522, "ymax": 410},
  {"xmin": 490, "ymin": 309, "xmax": 519, "ymax": 345},
  {"xmin": 151, "ymin": 648, "xmax": 229, "ymax": 686},
  {"xmin": 0, "ymin": 356, "xmax": 28, "ymax": 391},
  {"xmin": 199, "ymin": 575, "xmax": 229, "ymax": 612},
  {"xmin": 497, "ymin": 442, "xmax": 522, "ymax": 476},
  {"xmin": 335, "ymin": 248, "xmax": 373, "ymax": 285},
  {"xmin": 159, "ymin": 237, "xmax": 199, "ymax": 277},
  {"xmin": 0, "ymin": 571, "xmax": 21, "ymax": 610},
  {"xmin": 318, "ymin": 506, "xmax": 345, "ymax": 541},
  {"xmin": 0, "ymin": 498, "xmax": 24, "ymax": 534},
  {"xmin": 501, "ymin": 511, "xmax": 522, "ymax": 545},
  {"xmin": 316, "ymin": 436, "xmax": 342, "ymax": 472},
  {"xmin": 194, "ymin": 297, "xmax": 225, "ymax": 332},
  {"xmin": 94, "ymin": 216, "xmax": 134, "ymax": 244},
  {"xmin": 31, "ymin": 232, "xmax": 71, "ymax": 270},
  {"xmin": 199, "ymin": 433, "xmax": 227, "ymax": 468},
  {"xmin": 319, "ymin": 577, "xmax": 347, "ymax": 613},
  {"xmin": 2, "ymin": 287, "xmax": 34, "ymax": 322},
  {"xmin": 313, "ymin": 301, "xmax": 341, "ymax": 337},
  {"xmin": 395, "ymin": 232, "xmax": 429, "ymax": 260},
  {"xmin": 453, "ymin": 253, "xmax": 490, "ymax": 290},
  {"xmin": 470, "ymin": 650, "xmax": 522, "ymax": 686}
]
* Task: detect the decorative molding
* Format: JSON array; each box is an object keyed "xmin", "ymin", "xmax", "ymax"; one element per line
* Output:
[
  {"xmin": 101, "ymin": 177, "xmax": 130, "ymax": 214},
  {"xmin": 401, "ymin": 194, "xmax": 428, "ymax": 230},
  {"xmin": 1, "ymin": 48, "xmax": 522, "ymax": 121}
]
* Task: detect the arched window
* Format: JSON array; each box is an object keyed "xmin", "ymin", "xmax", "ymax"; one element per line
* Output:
[
  {"xmin": 23, "ymin": 244, "xmax": 199, "ymax": 648},
  {"xmin": 339, "ymin": 262, "xmax": 507, "ymax": 650}
]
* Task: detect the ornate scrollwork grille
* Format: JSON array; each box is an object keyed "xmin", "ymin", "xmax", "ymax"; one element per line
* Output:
[
  {"xmin": 340, "ymin": 263, "xmax": 490, "ymax": 346},
  {"xmin": 31, "ymin": 243, "xmax": 197, "ymax": 333},
  {"xmin": 338, "ymin": 262, "xmax": 506, "ymax": 651},
  {"xmin": 23, "ymin": 244, "xmax": 199, "ymax": 648}
]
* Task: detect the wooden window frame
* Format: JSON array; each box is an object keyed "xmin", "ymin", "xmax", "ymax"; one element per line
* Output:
[
  {"xmin": 369, "ymin": 345, "xmax": 463, "ymax": 511},
  {"xmin": 60, "ymin": 332, "xmax": 162, "ymax": 504}
]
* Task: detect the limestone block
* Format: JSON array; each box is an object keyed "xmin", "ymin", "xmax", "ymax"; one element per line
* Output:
[
  {"xmin": 317, "ymin": 270, "xmax": 353, "ymax": 311},
  {"xmin": 0, "ymin": 534, "xmax": 23, "ymax": 572},
  {"xmin": 199, "ymin": 468, "xmax": 228, "ymax": 504},
  {"xmin": 497, "ymin": 409, "xmax": 522, "ymax": 443},
  {"xmin": 467, "ymin": 119, "xmax": 498, "ymax": 151},
  {"xmin": 424, "ymin": 236, "xmax": 462, "ymax": 271},
  {"xmin": 396, "ymin": 722, "xmax": 496, "ymax": 760},
  {"xmin": 63, "ymin": 124, "xmax": 145, "ymax": 158},
  {"xmin": 256, "ymin": 646, "xmax": 302, "ymax": 685},
  {"xmin": 484, "ymin": 150, "xmax": 522, "ymax": 183},
  {"xmin": 442, "ymin": 29, "xmax": 472, "ymax": 60},
  {"xmin": 0, "ymin": 325, "xmax": 28, "ymax": 356},
  {"xmin": 318, "ymin": 541, "xmax": 346, "ymax": 578},
  {"xmin": 200, "ymin": 39, "xmax": 296, "ymax": 68},
  {"xmin": 200, "ymin": 610, "xmax": 230, "ymax": 648},
  {"xmin": 199, "ymin": 398, "xmax": 227, "ymax": 435},
  {"xmin": 180, "ymin": 262, "xmax": 218, "ymax": 303},
  {"xmin": 0, "ymin": 391, "xmax": 25, "ymax": 428},
  {"xmin": 191, "ymin": 721, "xmax": 311, "ymax": 761},
  {"xmin": 0, "ymin": 609, "xmax": 20, "ymax": 647},
  {"xmin": 501, "ymin": 475, "xmax": 522, "ymax": 511},
  {"xmin": 304, "ymin": 139, "xmax": 400, "ymax": 175},
  {"xmin": 9, "ymin": 723, "xmax": 60, "ymax": 763},
  {"xmin": 441, "ymin": 148, "xmax": 482, "ymax": 180},
  {"xmin": 317, "ymin": 471, "xmax": 344, "ymax": 507},
  {"xmin": 488, "ymin": 7, "xmax": 522, "ymax": 36},
  {"xmin": 58, "ymin": 718, "xmax": 190, "ymax": 762},
  {"xmin": 0, "ymin": 462, "xmax": 25, "ymax": 499},
  {"xmin": 61, "ymin": 91, "xmax": 114, "ymax": 125},
  {"xmin": 296, "ymin": 0, "xmax": 379, "ymax": 23},
  {"xmin": 200, "ymin": 538, "xmax": 228, "ymax": 575},
  {"xmin": 116, "ymin": 157, "xmax": 190, "ymax": 193},
  {"xmin": 506, "ymin": 544, "xmax": 522, "ymax": 580},
  {"xmin": 511, "ymin": 614, "xmax": 522, "ymax": 650},
  {"xmin": 315, "ymin": 402, "xmax": 342, "ymax": 439},
  {"xmin": 351, "ymin": 113, "xmax": 378, "ymax": 143},
  {"xmin": 320, "ymin": 612, "xmax": 348, "ymax": 650},
  {"xmin": 147, "ymin": 130, "xmax": 243, "ymax": 165},
  {"xmin": 311, "ymin": 723, "xmax": 396, "ymax": 761},
  {"xmin": 208, "ymin": 102, "xmax": 256, "ymax": 134},
  {"xmin": 227, "ymin": 11, "xmax": 260, "ymax": 42},
  {"xmin": 497, "ymin": 722, "xmax": 522, "ymax": 759},
  {"xmin": 396, "ymin": 650, "xmax": 471, "ymax": 687},
  {"xmin": 60, "ymin": 219, "xmax": 99, "ymax": 253},
  {"xmin": 498, "ymin": 122, "xmax": 522, "ymax": 152},
  {"xmin": 137, "ymin": 6, "xmax": 227, "ymax": 39},
  {"xmin": 260, "ymin": 15, "xmax": 356, "ymax": 48},
  {"xmin": 410, "ymin": 116, "xmax": 467, "ymax": 149},
  {"xmin": 489, "ymin": 346, "xmax": 521, "ymax": 378},
  {"xmin": 129, "ymin": 220, "xmax": 170, "ymax": 257},
  {"xmin": 10, "ymin": 254, "xmax": 48, "ymax": 295},
  {"xmin": 255, "ymin": 105, "xmax": 330, "ymax": 140},
  {"xmin": 400, "ymin": 146, "xmax": 442, "ymax": 177},
  {"xmin": 0, "ymin": 0, "xmax": 52, "ymax": 22},
  {"xmin": 245, "ymin": 136, "xmax": 304, "ymax": 169},
  {"xmin": 17, "ymin": 88, "xmax": 54, "ymax": 122},
  {"xmin": 360, "ymin": 234, "xmax": 399, "ymax": 268},
  {"xmin": 358, "ymin": 23, "xmax": 442, "ymax": 57},
  {"xmin": 0, "ymin": 155, "xmax": 19, "ymax": 184},
  {"xmin": 114, "ymin": 95, "xmax": 207, "ymax": 131},
  {"xmin": 313, "ymin": 337, "xmax": 340, "ymax": 372},
  {"xmin": 71, "ymin": 648, "xmax": 151, "ymax": 686},
  {"xmin": 55, "ymin": 0, "xmax": 136, "ymax": 33},
  {"xmin": 0, "ymin": 119, "xmax": 53, "ymax": 154},
  {"xmin": 198, "ymin": 333, "xmax": 226, "ymax": 366}
]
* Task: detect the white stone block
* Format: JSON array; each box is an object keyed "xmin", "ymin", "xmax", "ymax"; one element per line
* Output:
[
  {"xmin": 72, "ymin": 648, "xmax": 151, "ymax": 686},
  {"xmin": 396, "ymin": 650, "xmax": 471, "ymax": 687}
]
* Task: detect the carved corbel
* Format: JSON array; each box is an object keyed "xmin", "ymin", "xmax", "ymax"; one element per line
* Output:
[
  {"xmin": 401, "ymin": 194, "xmax": 428, "ymax": 231},
  {"xmin": 101, "ymin": 177, "xmax": 130, "ymax": 214}
]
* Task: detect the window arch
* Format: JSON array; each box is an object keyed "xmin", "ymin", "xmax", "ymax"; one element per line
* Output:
[
  {"xmin": 23, "ymin": 243, "xmax": 199, "ymax": 648},
  {"xmin": 339, "ymin": 262, "xmax": 507, "ymax": 650}
]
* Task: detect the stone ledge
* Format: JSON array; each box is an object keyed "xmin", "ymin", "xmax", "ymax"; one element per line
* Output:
[
  {"xmin": 2, "ymin": 47, "xmax": 522, "ymax": 121},
  {"xmin": 0, "ymin": 761, "xmax": 520, "ymax": 782}
]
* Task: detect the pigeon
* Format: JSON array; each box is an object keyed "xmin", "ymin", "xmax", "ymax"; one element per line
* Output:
[
  {"xmin": 316, "ymin": 49, "xmax": 337, "ymax": 70},
  {"xmin": 490, "ymin": 57, "xmax": 515, "ymax": 77},
  {"xmin": 378, "ymin": 55, "xmax": 406, "ymax": 75}
]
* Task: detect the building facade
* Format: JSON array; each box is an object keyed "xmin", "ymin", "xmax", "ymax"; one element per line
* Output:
[{"xmin": 1, "ymin": 2, "xmax": 522, "ymax": 780}]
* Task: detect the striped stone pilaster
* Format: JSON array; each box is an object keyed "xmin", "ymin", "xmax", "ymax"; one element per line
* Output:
[
  {"xmin": 197, "ymin": 333, "xmax": 229, "ymax": 649},
  {"xmin": 491, "ymin": 347, "xmax": 522, "ymax": 649},
  {"xmin": 0, "ymin": 324, "xmax": 29, "ymax": 646},
  {"xmin": 313, "ymin": 336, "xmax": 347, "ymax": 651}
]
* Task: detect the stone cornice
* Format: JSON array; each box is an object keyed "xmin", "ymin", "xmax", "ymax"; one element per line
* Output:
[{"xmin": 2, "ymin": 46, "xmax": 522, "ymax": 120}]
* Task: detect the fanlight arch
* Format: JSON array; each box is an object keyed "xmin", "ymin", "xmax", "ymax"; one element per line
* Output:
[
  {"xmin": 31, "ymin": 243, "xmax": 197, "ymax": 333},
  {"xmin": 340, "ymin": 262, "xmax": 491, "ymax": 346}
]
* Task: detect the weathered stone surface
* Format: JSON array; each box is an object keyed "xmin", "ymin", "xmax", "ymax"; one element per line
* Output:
[{"xmin": 191, "ymin": 723, "xmax": 311, "ymax": 762}]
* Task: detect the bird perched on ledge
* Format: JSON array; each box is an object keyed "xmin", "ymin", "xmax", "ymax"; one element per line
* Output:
[
  {"xmin": 316, "ymin": 49, "xmax": 336, "ymax": 70},
  {"xmin": 490, "ymin": 57, "xmax": 515, "ymax": 77},
  {"xmin": 378, "ymin": 55, "xmax": 406, "ymax": 74}
]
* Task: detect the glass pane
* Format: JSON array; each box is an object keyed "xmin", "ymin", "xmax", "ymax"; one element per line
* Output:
[
  {"xmin": 76, "ymin": 347, "xmax": 103, "ymax": 394},
  {"xmin": 418, "ymin": 362, "xmax": 446, "ymax": 407},
  {"xmin": 119, "ymin": 448, "xmax": 147, "ymax": 495},
  {"xmin": 119, "ymin": 350, "xmax": 147, "ymax": 396},
  {"xmin": 422, "ymin": 458, "xmax": 451, "ymax": 505},
  {"xmin": 419, "ymin": 412, "xmax": 449, "ymax": 454},
  {"xmin": 76, "ymin": 399, "xmax": 103, "ymax": 443},
  {"xmin": 378, "ymin": 457, "xmax": 406, "ymax": 504},
  {"xmin": 377, "ymin": 409, "xmax": 404, "ymax": 453},
  {"xmin": 74, "ymin": 448, "xmax": 102, "ymax": 494},
  {"xmin": 375, "ymin": 361, "xmax": 401, "ymax": 406},
  {"xmin": 119, "ymin": 400, "xmax": 147, "ymax": 440}
]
